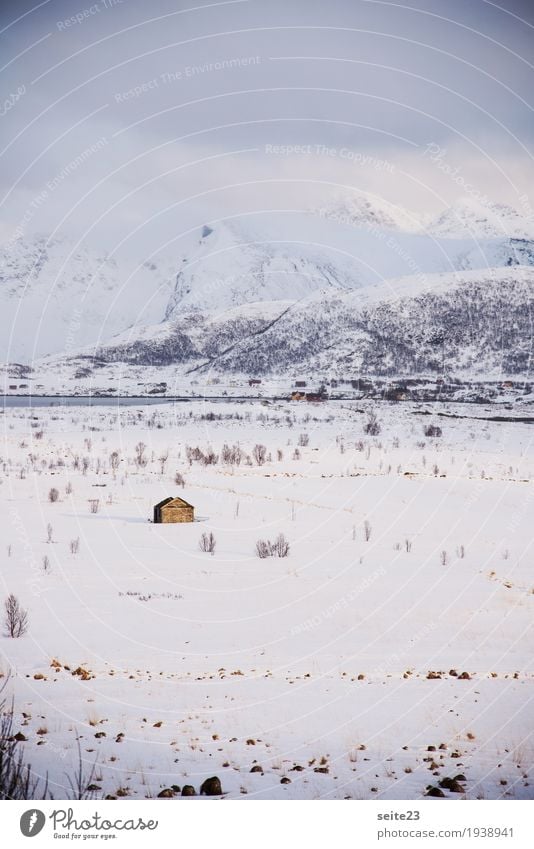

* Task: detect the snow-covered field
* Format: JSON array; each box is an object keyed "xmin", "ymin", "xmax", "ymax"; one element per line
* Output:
[{"xmin": 0, "ymin": 399, "xmax": 533, "ymax": 800}]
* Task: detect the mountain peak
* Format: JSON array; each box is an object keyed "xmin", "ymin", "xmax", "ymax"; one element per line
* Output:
[
  {"xmin": 427, "ymin": 197, "xmax": 534, "ymax": 240},
  {"xmin": 316, "ymin": 191, "xmax": 421, "ymax": 233}
]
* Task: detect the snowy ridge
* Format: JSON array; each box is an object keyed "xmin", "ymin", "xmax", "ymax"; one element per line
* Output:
[
  {"xmin": 37, "ymin": 266, "xmax": 532, "ymax": 382},
  {"xmin": 2, "ymin": 194, "xmax": 534, "ymax": 378}
]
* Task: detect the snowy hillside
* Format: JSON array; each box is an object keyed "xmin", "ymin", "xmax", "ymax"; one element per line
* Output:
[
  {"xmin": 2, "ymin": 196, "xmax": 534, "ymax": 379},
  {"xmin": 0, "ymin": 235, "xmax": 175, "ymax": 361},
  {"xmin": 164, "ymin": 210, "xmax": 533, "ymax": 318},
  {"xmin": 40, "ymin": 266, "xmax": 531, "ymax": 383}
]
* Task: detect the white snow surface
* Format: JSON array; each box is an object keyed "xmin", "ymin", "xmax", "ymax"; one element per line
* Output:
[{"xmin": 0, "ymin": 399, "xmax": 532, "ymax": 800}]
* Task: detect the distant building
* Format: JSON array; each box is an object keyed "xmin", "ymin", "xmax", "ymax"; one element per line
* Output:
[
  {"xmin": 384, "ymin": 386, "xmax": 409, "ymax": 401},
  {"xmin": 153, "ymin": 497, "xmax": 194, "ymax": 524},
  {"xmin": 306, "ymin": 393, "xmax": 324, "ymax": 403},
  {"xmin": 249, "ymin": 379, "xmax": 261, "ymax": 386},
  {"xmin": 501, "ymin": 380, "xmax": 514, "ymax": 389},
  {"xmin": 291, "ymin": 391, "xmax": 306, "ymax": 401},
  {"xmin": 295, "ymin": 380, "xmax": 307, "ymax": 388}
]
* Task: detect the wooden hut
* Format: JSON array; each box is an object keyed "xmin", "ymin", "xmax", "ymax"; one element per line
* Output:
[{"xmin": 153, "ymin": 496, "xmax": 194, "ymax": 524}]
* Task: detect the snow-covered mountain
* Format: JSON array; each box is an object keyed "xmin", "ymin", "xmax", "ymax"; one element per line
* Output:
[
  {"xmin": 316, "ymin": 192, "xmax": 422, "ymax": 232},
  {"xmin": 426, "ymin": 197, "xmax": 534, "ymax": 240},
  {"xmin": 2, "ymin": 194, "xmax": 534, "ymax": 380},
  {"xmin": 165, "ymin": 209, "xmax": 534, "ymax": 317},
  {"xmin": 0, "ymin": 235, "xmax": 175, "ymax": 361},
  {"xmin": 61, "ymin": 266, "xmax": 529, "ymax": 380}
]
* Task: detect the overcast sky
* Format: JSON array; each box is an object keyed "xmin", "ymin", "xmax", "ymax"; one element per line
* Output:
[{"xmin": 1, "ymin": 0, "xmax": 533, "ymax": 257}]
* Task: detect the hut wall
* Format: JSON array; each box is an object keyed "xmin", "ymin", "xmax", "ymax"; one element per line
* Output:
[{"xmin": 160, "ymin": 505, "xmax": 194, "ymax": 523}]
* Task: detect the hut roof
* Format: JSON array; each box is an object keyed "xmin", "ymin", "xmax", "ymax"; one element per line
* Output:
[{"xmin": 155, "ymin": 496, "xmax": 194, "ymax": 509}]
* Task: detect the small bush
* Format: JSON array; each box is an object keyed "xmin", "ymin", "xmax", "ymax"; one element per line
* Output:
[
  {"xmin": 364, "ymin": 412, "xmax": 381, "ymax": 436},
  {"xmin": 199, "ymin": 532, "xmax": 216, "ymax": 555},
  {"xmin": 253, "ymin": 444, "xmax": 267, "ymax": 466},
  {"xmin": 175, "ymin": 472, "xmax": 186, "ymax": 488},
  {"xmin": 109, "ymin": 451, "xmax": 120, "ymax": 476},
  {"xmin": 221, "ymin": 444, "xmax": 243, "ymax": 466},
  {"xmin": 424, "ymin": 424, "xmax": 443, "ymax": 437},
  {"xmin": 270, "ymin": 534, "xmax": 290, "ymax": 558},
  {"xmin": 255, "ymin": 534, "xmax": 290, "ymax": 559},
  {"xmin": 255, "ymin": 539, "xmax": 271, "ymax": 559},
  {"xmin": 0, "ymin": 677, "xmax": 43, "ymax": 799},
  {"xmin": 48, "ymin": 488, "xmax": 59, "ymax": 503}
]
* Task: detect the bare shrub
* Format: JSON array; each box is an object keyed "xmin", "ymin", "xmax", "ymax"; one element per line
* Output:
[
  {"xmin": 48, "ymin": 487, "xmax": 59, "ymax": 503},
  {"xmin": 440, "ymin": 550, "xmax": 448, "ymax": 566},
  {"xmin": 65, "ymin": 736, "xmax": 99, "ymax": 801},
  {"xmin": 88, "ymin": 499, "xmax": 100, "ymax": 514},
  {"xmin": 253, "ymin": 444, "xmax": 267, "ymax": 466},
  {"xmin": 255, "ymin": 539, "xmax": 271, "ymax": 559},
  {"xmin": 4, "ymin": 595, "xmax": 29, "ymax": 638},
  {"xmin": 109, "ymin": 451, "xmax": 120, "ymax": 477},
  {"xmin": 424, "ymin": 424, "xmax": 443, "ymax": 438},
  {"xmin": 277, "ymin": 449, "xmax": 283, "ymax": 461},
  {"xmin": 42, "ymin": 556, "xmax": 51, "ymax": 574},
  {"xmin": 457, "ymin": 545, "xmax": 465, "ymax": 559},
  {"xmin": 363, "ymin": 520, "xmax": 372, "ymax": 542},
  {"xmin": 221, "ymin": 444, "xmax": 243, "ymax": 466},
  {"xmin": 270, "ymin": 534, "xmax": 290, "ymax": 558},
  {"xmin": 186, "ymin": 446, "xmax": 218, "ymax": 466},
  {"xmin": 364, "ymin": 411, "xmax": 381, "ymax": 436},
  {"xmin": 405, "ymin": 538, "xmax": 412, "ymax": 553},
  {"xmin": 255, "ymin": 535, "xmax": 290, "ymax": 559},
  {"xmin": 199, "ymin": 532, "xmax": 216, "ymax": 555},
  {"xmin": 201, "ymin": 448, "xmax": 218, "ymax": 466},
  {"xmin": 70, "ymin": 538, "xmax": 80, "ymax": 555},
  {"xmin": 292, "ymin": 448, "xmax": 301, "ymax": 460},
  {"xmin": 46, "ymin": 523, "xmax": 53, "ymax": 544},
  {"xmin": 0, "ymin": 676, "xmax": 45, "ymax": 799},
  {"xmin": 134, "ymin": 442, "xmax": 147, "ymax": 468},
  {"xmin": 175, "ymin": 472, "xmax": 186, "ymax": 488},
  {"xmin": 298, "ymin": 433, "xmax": 309, "ymax": 447},
  {"xmin": 65, "ymin": 481, "xmax": 73, "ymax": 495},
  {"xmin": 158, "ymin": 451, "xmax": 169, "ymax": 475}
]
